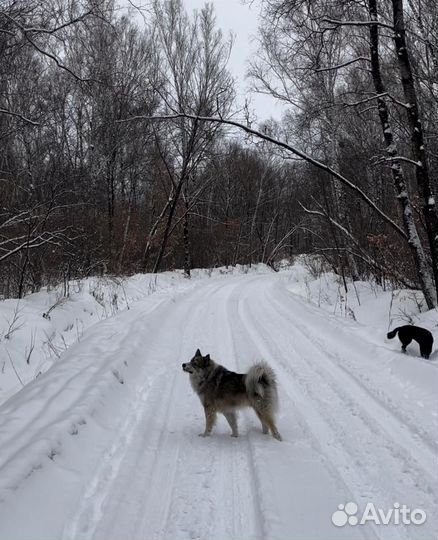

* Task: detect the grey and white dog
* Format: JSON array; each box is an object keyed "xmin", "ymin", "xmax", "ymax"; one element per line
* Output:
[{"xmin": 182, "ymin": 349, "xmax": 282, "ymax": 440}]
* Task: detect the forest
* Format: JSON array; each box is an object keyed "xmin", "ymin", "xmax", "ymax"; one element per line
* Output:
[{"xmin": 1, "ymin": 0, "xmax": 437, "ymax": 307}]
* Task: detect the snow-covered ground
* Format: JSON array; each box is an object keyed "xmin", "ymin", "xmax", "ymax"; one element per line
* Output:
[{"xmin": 0, "ymin": 260, "xmax": 436, "ymax": 540}]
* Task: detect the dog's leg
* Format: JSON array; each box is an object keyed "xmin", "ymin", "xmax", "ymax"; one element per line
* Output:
[
  {"xmin": 267, "ymin": 418, "xmax": 282, "ymax": 441},
  {"xmin": 400, "ymin": 337, "xmax": 411, "ymax": 353},
  {"xmin": 420, "ymin": 347, "xmax": 430, "ymax": 359},
  {"xmin": 223, "ymin": 412, "xmax": 239, "ymax": 437},
  {"xmin": 254, "ymin": 410, "xmax": 269, "ymax": 435},
  {"xmin": 199, "ymin": 406, "xmax": 216, "ymax": 437},
  {"xmin": 258, "ymin": 411, "xmax": 282, "ymax": 441}
]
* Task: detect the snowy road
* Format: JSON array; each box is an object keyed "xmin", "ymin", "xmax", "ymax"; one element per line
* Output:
[{"xmin": 0, "ymin": 272, "xmax": 436, "ymax": 540}]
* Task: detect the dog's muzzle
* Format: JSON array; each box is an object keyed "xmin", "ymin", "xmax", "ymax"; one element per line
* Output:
[{"xmin": 182, "ymin": 363, "xmax": 193, "ymax": 373}]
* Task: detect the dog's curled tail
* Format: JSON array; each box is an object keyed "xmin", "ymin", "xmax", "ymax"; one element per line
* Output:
[
  {"xmin": 246, "ymin": 362, "xmax": 278, "ymax": 410},
  {"xmin": 387, "ymin": 327, "xmax": 400, "ymax": 339}
]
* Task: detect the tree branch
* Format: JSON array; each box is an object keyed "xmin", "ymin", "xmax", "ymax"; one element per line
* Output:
[
  {"xmin": 0, "ymin": 108, "xmax": 40, "ymax": 126},
  {"xmin": 322, "ymin": 18, "xmax": 393, "ymax": 30},
  {"xmin": 24, "ymin": 35, "xmax": 99, "ymax": 83},
  {"xmin": 316, "ymin": 56, "xmax": 371, "ymax": 72},
  {"xmin": 344, "ymin": 92, "xmax": 388, "ymax": 107},
  {"xmin": 385, "ymin": 156, "xmax": 422, "ymax": 167},
  {"xmin": 18, "ymin": 10, "xmax": 95, "ymax": 35}
]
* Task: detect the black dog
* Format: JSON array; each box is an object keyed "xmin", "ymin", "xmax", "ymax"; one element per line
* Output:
[{"xmin": 387, "ymin": 325, "xmax": 434, "ymax": 359}]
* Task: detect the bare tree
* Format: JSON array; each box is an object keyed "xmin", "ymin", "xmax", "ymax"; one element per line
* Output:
[{"xmin": 146, "ymin": 0, "xmax": 234, "ymax": 276}]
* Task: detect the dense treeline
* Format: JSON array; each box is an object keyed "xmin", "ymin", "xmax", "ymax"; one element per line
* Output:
[{"xmin": 0, "ymin": 0, "xmax": 437, "ymax": 306}]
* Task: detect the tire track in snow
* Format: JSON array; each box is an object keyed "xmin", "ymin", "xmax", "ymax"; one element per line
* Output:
[
  {"xmin": 223, "ymin": 278, "xmax": 373, "ymax": 540},
  {"xmin": 153, "ymin": 277, "xmax": 263, "ymax": 540},
  {"xmin": 63, "ymin": 283, "xmax": 223, "ymax": 540},
  {"xmin": 62, "ymin": 297, "xmax": 190, "ymax": 539},
  {"xmin": 62, "ymin": 367, "xmax": 161, "ymax": 539},
  {"xmin": 235, "ymin": 297, "xmax": 385, "ymax": 538},
  {"xmin": 217, "ymin": 278, "xmax": 266, "ymax": 539}
]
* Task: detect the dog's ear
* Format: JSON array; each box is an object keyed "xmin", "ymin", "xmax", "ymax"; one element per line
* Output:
[
  {"xmin": 199, "ymin": 353, "xmax": 210, "ymax": 366},
  {"xmin": 195, "ymin": 348, "xmax": 202, "ymax": 357}
]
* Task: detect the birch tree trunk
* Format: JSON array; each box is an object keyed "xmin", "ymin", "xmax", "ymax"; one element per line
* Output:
[
  {"xmin": 369, "ymin": 0, "xmax": 437, "ymax": 308},
  {"xmin": 391, "ymin": 0, "xmax": 438, "ymax": 305}
]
